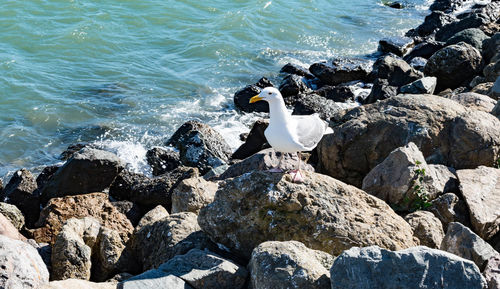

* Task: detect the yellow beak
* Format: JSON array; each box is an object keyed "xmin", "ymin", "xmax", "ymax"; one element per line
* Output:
[{"xmin": 249, "ymin": 95, "xmax": 263, "ymax": 103}]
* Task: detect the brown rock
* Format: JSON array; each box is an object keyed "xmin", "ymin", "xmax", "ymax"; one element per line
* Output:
[
  {"xmin": 171, "ymin": 177, "xmax": 218, "ymax": 214},
  {"xmin": 135, "ymin": 205, "xmax": 169, "ymax": 232},
  {"xmin": 429, "ymin": 193, "xmax": 470, "ymax": 231},
  {"xmin": 405, "ymin": 211, "xmax": 445, "ymax": 248}
]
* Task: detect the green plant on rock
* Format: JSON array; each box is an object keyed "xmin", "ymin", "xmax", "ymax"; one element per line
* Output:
[{"xmin": 409, "ymin": 160, "xmax": 432, "ymax": 211}]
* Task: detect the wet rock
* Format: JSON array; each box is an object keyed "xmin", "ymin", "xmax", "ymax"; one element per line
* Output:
[
  {"xmin": 1, "ymin": 168, "xmax": 40, "ymax": 228},
  {"xmin": 221, "ymin": 148, "xmax": 314, "ymax": 180},
  {"xmin": 280, "ymin": 63, "xmax": 314, "ymax": 78},
  {"xmin": 146, "ymin": 147, "xmax": 181, "ymax": 176},
  {"xmin": 59, "ymin": 143, "xmax": 88, "ymax": 160},
  {"xmin": 378, "ymin": 36, "xmax": 414, "ymax": 57},
  {"xmin": 111, "ymin": 201, "xmax": 142, "ymax": 227},
  {"xmin": 364, "ymin": 78, "xmax": 398, "ymax": 104},
  {"xmin": 0, "ymin": 213, "xmax": 25, "ymax": 241},
  {"xmin": 198, "ymin": 170, "xmax": 416, "ymax": 260},
  {"xmin": 430, "ymin": 0, "xmax": 467, "ymax": 13},
  {"xmin": 446, "ymin": 28, "xmax": 489, "ymax": 50},
  {"xmin": 118, "ymin": 269, "xmax": 193, "ymax": 289},
  {"xmin": 233, "ymin": 77, "xmax": 274, "ymax": 113},
  {"xmin": 457, "ymin": 166, "xmax": 500, "ymax": 240},
  {"xmin": 166, "ymin": 121, "xmax": 232, "ymax": 174},
  {"xmin": 36, "ymin": 165, "xmax": 60, "ymax": 190},
  {"xmin": 43, "ymin": 279, "xmax": 117, "ymax": 289},
  {"xmin": 315, "ymin": 85, "xmax": 357, "ymax": 102},
  {"xmin": 292, "ymin": 93, "xmax": 343, "ymax": 119},
  {"xmin": 249, "ymin": 241, "xmax": 333, "ymax": 289},
  {"xmin": 435, "ymin": 8, "xmax": 497, "ymax": 42},
  {"xmin": 484, "ymin": 256, "xmax": 500, "ymax": 289},
  {"xmin": 425, "ymin": 42, "xmax": 483, "ymax": 92},
  {"xmin": 135, "ymin": 205, "xmax": 169, "ymax": 232},
  {"xmin": 399, "ymin": 76, "xmax": 437, "ymax": 94},
  {"xmin": 404, "ymin": 40, "xmax": 445, "ymax": 62},
  {"xmin": 40, "ymin": 148, "xmax": 125, "ymax": 203},
  {"xmin": 414, "ymin": 11, "xmax": 456, "ymax": 37},
  {"xmin": 441, "ymin": 222, "xmax": 499, "ymax": 271},
  {"xmin": 171, "ymin": 177, "xmax": 218, "ymax": 214},
  {"xmin": 372, "ymin": 54, "xmax": 423, "ymax": 87},
  {"xmin": 32, "ymin": 192, "xmax": 133, "ymax": 245},
  {"xmin": 0, "ymin": 202, "xmax": 24, "ymax": 230},
  {"xmin": 279, "ymin": 74, "xmax": 309, "ymax": 97},
  {"xmin": 309, "ymin": 58, "xmax": 372, "ymax": 86},
  {"xmin": 0, "ymin": 234, "xmax": 49, "ymax": 289},
  {"xmin": 387, "ymin": 2, "xmax": 403, "ymax": 9},
  {"xmin": 409, "ymin": 56, "xmax": 427, "ymax": 72},
  {"xmin": 317, "ymin": 94, "xmax": 500, "ymax": 187},
  {"xmin": 444, "ymin": 92, "xmax": 496, "ymax": 112},
  {"xmin": 405, "ymin": 211, "xmax": 445, "ymax": 248},
  {"xmin": 130, "ymin": 212, "xmax": 214, "ymax": 271},
  {"xmin": 231, "ymin": 119, "xmax": 270, "ymax": 160},
  {"xmin": 330, "ymin": 246, "xmax": 486, "ymax": 289}
]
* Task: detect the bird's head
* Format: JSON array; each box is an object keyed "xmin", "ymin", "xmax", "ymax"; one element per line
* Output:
[{"xmin": 249, "ymin": 87, "xmax": 281, "ymax": 103}]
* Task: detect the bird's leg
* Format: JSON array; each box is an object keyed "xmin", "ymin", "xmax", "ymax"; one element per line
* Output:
[
  {"xmin": 268, "ymin": 151, "xmax": 284, "ymax": 173},
  {"xmin": 289, "ymin": 152, "xmax": 304, "ymax": 183}
]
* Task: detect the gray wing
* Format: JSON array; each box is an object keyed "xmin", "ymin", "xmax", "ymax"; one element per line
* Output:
[{"xmin": 292, "ymin": 114, "xmax": 329, "ymax": 150}]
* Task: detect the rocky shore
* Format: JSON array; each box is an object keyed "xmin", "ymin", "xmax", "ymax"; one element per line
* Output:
[{"xmin": 1, "ymin": 0, "xmax": 500, "ymax": 288}]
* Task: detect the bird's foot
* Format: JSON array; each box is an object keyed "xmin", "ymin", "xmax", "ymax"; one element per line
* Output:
[
  {"xmin": 289, "ymin": 169, "xmax": 304, "ymax": 183},
  {"xmin": 268, "ymin": 167, "xmax": 284, "ymax": 173}
]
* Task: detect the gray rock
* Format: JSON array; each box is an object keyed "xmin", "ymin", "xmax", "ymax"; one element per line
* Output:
[
  {"xmin": 1, "ymin": 169, "xmax": 39, "ymax": 227},
  {"xmin": 378, "ymin": 36, "xmax": 414, "ymax": 57},
  {"xmin": 0, "ymin": 235, "xmax": 49, "ymax": 289},
  {"xmin": 166, "ymin": 121, "xmax": 232, "ymax": 174},
  {"xmin": 315, "ymin": 84, "xmax": 357, "ymax": 102},
  {"xmin": 330, "ymin": 246, "xmax": 486, "ymax": 289},
  {"xmin": 0, "ymin": 202, "xmax": 25, "ymax": 230},
  {"xmin": 249, "ymin": 241, "xmax": 333, "ymax": 289},
  {"xmin": 414, "ymin": 10, "xmax": 456, "ymax": 37},
  {"xmin": 493, "ymin": 100, "xmax": 500, "ymax": 118},
  {"xmin": 399, "ymin": 76, "xmax": 437, "ymax": 95},
  {"xmin": 429, "ymin": 193, "xmax": 470, "ymax": 230},
  {"xmin": 446, "ymin": 28, "xmax": 489, "ymax": 50},
  {"xmin": 111, "ymin": 201, "xmax": 142, "ymax": 227},
  {"xmin": 171, "ymin": 177, "xmax": 218, "ymax": 214},
  {"xmin": 372, "ymin": 54, "xmax": 423, "ymax": 87},
  {"xmin": 41, "ymin": 148, "xmax": 125, "ymax": 203},
  {"xmin": 291, "ymin": 93, "xmax": 344, "ymax": 120},
  {"xmin": 490, "ymin": 76, "xmax": 500, "ymax": 99},
  {"xmin": 158, "ymin": 249, "xmax": 248, "ymax": 289},
  {"xmin": 484, "ymin": 256, "xmax": 500, "ymax": 289},
  {"xmin": 425, "ymin": 42, "xmax": 483, "ymax": 92},
  {"xmin": 280, "ymin": 63, "xmax": 314, "ymax": 79},
  {"xmin": 364, "ymin": 78, "xmax": 398, "ymax": 104},
  {"xmin": 93, "ymin": 227, "xmax": 127, "ymax": 282},
  {"xmin": 309, "ymin": 58, "xmax": 372, "ymax": 85},
  {"xmin": 484, "ymin": 59, "xmax": 500, "ymax": 82},
  {"xmin": 430, "ymin": 0, "xmax": 467, "ymax": 13},
  {"xmin": 409, "ymin": 57, "xmax": 427, "ymax": 72},
  {"xmin": 445, "ymin": 92, "xmax": 497, "ymax": 112},
  {"xmin": 135, "ymin": 205, "xmax": 169, "ymax": 232},
  {"xmin": 146, "ymin": 147, "xmax": 181, "ymax": 176},
  {"xmin": 405, "ymin": 211, "xmax": 445, "ymax": 248},
  {"xmin": 471, "ymin": 81, "xmax": 493, "ymax": 95},
  {"xmin": 457, "ymin": 166, "xmax": 500, "ymax": 240},
  {"xmin": 441, "ymin": 222, "xmax": 499, "ymax": 271},
  {"xmin": 483, "ymin": 33, "xmax": 500, "ymax": 64},
  {"xmin": 118, "ymin": 270, "xmax": 193, "ymax": 289},
  {"xmin": 404, "ymin": 40, "xmax": 445, "ymax": 62},
  {"xmin": 279, "ymin": 74, "xmax": 310, "ymax": 97}
]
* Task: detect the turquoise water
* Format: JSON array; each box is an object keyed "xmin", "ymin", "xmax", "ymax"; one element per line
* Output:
[{"xmin": 0, "ymin": 0, "xmax": 431, "ymax": 178}]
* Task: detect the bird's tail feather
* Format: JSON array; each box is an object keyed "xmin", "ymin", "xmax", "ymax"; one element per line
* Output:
[{"xmin": 325, "ymin": 127, "xmax": 334, "ymax": 134}]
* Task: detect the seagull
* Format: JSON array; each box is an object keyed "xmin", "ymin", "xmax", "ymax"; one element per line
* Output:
[{"xmin": 249, "ymin": 87, "xmax": 333, "ymax": 182}]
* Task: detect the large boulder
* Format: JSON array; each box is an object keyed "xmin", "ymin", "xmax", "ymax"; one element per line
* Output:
[
  {"xmin": 399, "ymin": 76, "xmax": 437, "ymax": 95},
  {"xmin": 330, "ymin": 246, "xmax": 486, "ymax": 289},
  {"xmin": 405, "ymin": 211, "xmax": 445, "ymax": 249},
  {"xmin": 0, "ymin": 202, "xmax": 25, "ymax": 230},
  {"xmin": 166, "ymin": 121, "xmax": 232, "ymax": 174},
  {"xmin": 233, "ymin": 77, "xmax": 273, "ymax": 113},
  {"xmin": 440, "ymin": 222, "xmax": 499, "ymax": 271},
  {"xmin": 279, "ymin": 74, "xmax": 310, "ymax": 97},
  {"xmin": 404, "ymin": 40, "xmax": 446, "ymax": 62},
  {"xmin": 378, "ymin": 36, "xmax": 414, "ymax": 57},
  {"xmin": 145, "ymin": 147, "xmax": 181, "ymax": 176},
  {"xmin": 171, "ymin": 177, "xmax": 218, "ymax": 214},
  {"xmin": 446, "ymin": 28, "xmax": 489, "ymax": 50},
  {"xmin": 456, "ymin": 166, "xmax": 500, "ymax": 240},
  {"xmin": 32, "ymin": 192, "xmax": 133, "ymax": 245},
  {"xmin": 248, "ymin": 241, "xmax": 333, "ymax": 289},
  {"xmin": 40, "ymin": 148, "xmax": 125, "ymax": 203},
  {"xmin": 413, "ymin": 11, "xmax": 456, "ymax": 37},
  {"xmin": 445, "ymin": 92, "xmax": 497, "ymax": 112},
  {"xmin": 371, "ymin": 54, "xmax": 423, "ymax": 87},
  {"xmin": 280, "ymin": 63, "xmax": 314, "ymax": 78},
  {"xmin": 317, "ymin": 94, "xmax": 500, "ymax": 187},
  {"xmin": 429, "ymin": 193, "xmax": 470, "ymax": 230},
  {"xmin": 198, "ymin": 170, "xmax": 416, "ymax": 260},
  {"xmin": 309, "ymin": 58, "xmax": 372, "ymax": 85},
  {"xmin": 425, "ymin": 42, "xmax": 483, "ymax": 92},
  {"xmin": 1, "ymin": 169, "xmax": 40, "ymax": 227},
  {"xmin": 135, "ymin": 205, "xmax": 169, "ymax": 232},
  {"xmin": 0, "ymin": 234, "xmax": 49, "ymax": 288},
  {"xmin": 292, "ymin": 93, "xmax": 344, "ymax": 120}
]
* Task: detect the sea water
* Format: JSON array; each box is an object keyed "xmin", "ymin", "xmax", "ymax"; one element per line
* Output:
[{"xmin": 0, "ymin": 0, "xmax": 434, "ymax": 179}]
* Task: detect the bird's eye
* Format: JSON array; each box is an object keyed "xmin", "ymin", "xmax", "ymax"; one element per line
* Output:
[{"xmin": 268, "ymin": 92, "xmax": 272, "ymax": 95}]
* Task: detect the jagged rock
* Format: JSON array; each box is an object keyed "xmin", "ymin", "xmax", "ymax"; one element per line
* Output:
[
  {"xmin": 32, "ymin": 192, "xmax": 133, "ymax": 245},
  {"xmin": 484, "ymin": 256, "xmax": 500, "ymax": 289},
  {"xmin": 405, "ymin": 211, "xmax": 445, "ymax": 248},
  {"xmin": 317, "ymin": 94, "xmax": 500, "ymax": 187},
  {"xmin": 446, "ymin": 28, "xmax": 489, "ymax": 50},
  {"xmin": 378, "ymin": 36, "xmax": 414, "ymax": 56},
  {"xmin": 118, "ymin": 269, "xmax": 193, "ymax": 289},
  {"xmin": 430, "ymin": 0, "xmax": 466, "ymax": 13},
  {"xmin": 279, "ymin": 74, "xmax": 309, "ymax": 97},
  {"xmin": 364, "ymin": 78, "xmax": 398, "ymax": 104},
  {"xmin": 309, "ymin": 58, "xmax": 372, "ymax": 86},
  {"xmin": 429, "ymin": 193, "xmax": 471, "ymax": 230},
  {"xmin": 40, "ymin": 148, "xmax": 125, "ymax": 203},
  {"xmin": 280, "ymin": 63, "xmax": 314, "ymax": 78},
  {"xmin": 111, "ymin": 201, "xmax": 142, "ymax": 227},
  {"xmin": 146, "ymin": 147, "xmax": 181, "ymax": 176},
  {"xmin": 414, "ymin": 11, "xmax": 456, "ymax": 37},
  {"xmin": 372, "ymin": 54, "xmax": 423, "ymax": 87},
  {"xmin": 0, "ymin": 234, "xmax": 49, "ymax": 289},
  {"xmin": 457, "ymin": 166, "xmax": 500, "ymax": 240},
  {"xmin": 0, "ymin": 213, "xmax": 25, "ymax": 241},
  {"xmin": 166, "ymin": 121, "xmax": 232, "ymax": 174},
  {"xmin": 330, "ymin": 246, "xmax": 486, "ymax": 289},
  {"xmin": 233, "ymin": 77, "xmax": 274, "ymax": 113},
  {"xmin": 36, "ymin": 165, "xmax": 60, "ymax": 190},
  {"xmin": 59, "ymin": 143, "xmax": 88, "ymax": 160},
  {"xmin": 484, "ymin": 59, "xmax": 500, "ymax": 82},
  {"xmin": 221, "ymin": 148, "xmax": 314, "ymax": 180},
  {"xmin": 156, "ymin": 249, "xmax": 248, "ymax": 289},
  {"xmin": 441, "ymin": 222, "xmax": 499, "ymax": 271},
  {"xmin": 292, "ymin": 93, "xmax": 344, "ymax": 119},
  {"xmin": 93, "ymin": 227, "xmax": 127, "ymax": 281},
  {"xmin": 399, "ymin": 76, "xmax": 437, "ymax": 94},
  {"xmin": 471, "ymin": 82, "xmax": 493, "ymax": 95},
  {"xmin": 1, "ymin": 169, "xmax": 40, "ymax": 227},
  {"xmin": 231, "ymin": 119, "xmax": 270, "ymax": 160},
  {"xmin": 135, "ymin": 205, "xmax": 169, "ymax": 232},
  {"xmin": 0, "ymin": 202, "xmax": 24, "ymax": 230},
  {"xmin": 130, "ymin": 212, "xmax": 214, "ymax": 271},
  {"xmin": 42, "ymin": 279, "xmax": 117, "ymax": 289},
  {"xmin": 444, "ymin": 92, "xmax": 497, "ymax": 112},
  {"xmin": 249, "ymin": 241, "xmax": 333, "ymax": 289},
  {"xmin": 405, "ymin": 40, "xmax": 445, "ymax": 62},
  {"xmin": 198, "ymin": 170, "xmax": 416, "ymax": 260},
  {"xmin": 425, "ymin": 42, "xmax": 483, "ymax": 92},
  {"xmin": 315, "ymin": 85, "xmax": 357, "ymax": 102},
  {"xmin": 171, "ymin": 177, "xmax": 218, "ymax": 214},
  {"xmin": 409, "ymin": 57, "xmax": 427, "ymax": 72}
]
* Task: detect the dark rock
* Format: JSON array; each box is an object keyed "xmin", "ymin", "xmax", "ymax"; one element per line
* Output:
[
  {"xmin": 35, "ymin": 165, "xmax": 59, "ymax": 191},
  {"xmin": 372, "ymin": 54, "xmax": 423, "ymax": 87},
  {"xmin": 315, "ymin": 85, "xmax": 357, "ymax": 102},
  {"xmin": 378, "ymin": 36, "xmax": 414, "ymax": 56},
  {"xmin": 1, "ymin": 169, "xmax": 40, "ymax": 228},
  {"xmin": 446, "ymin": 28, "xmax": 489, "ymax": 50},
  {"xmin": 233, "ymin": 77, "xmax": 273, "ymax": 113},
  {"xmin": 413, "ymin": 11, "xmax": 456, "ymax": 37},
  {"xmin": 146, "ymin": 147, "xmax": 181, "ymax": 176},
  {"xmin": 492, "ymin": 77, "xmax": 500, "ymax": 100},
  {"xmin": 484, "ymin": 59, "xmax": 500, "ymax": 82},
  {"xmin": 482, "ymin": 33, "xmax": 500, "ymax": 64},
  {"xmin": 280, "ymin": 63, "xmax": 314, "ymax": 79},
  {"xmin": 111, "ymin": 201, "xmax": 142, "ymax": 226},
  {"xmin": 364, "ymin": 78, "xmax": 398, "ymax": 104},
  {"xmin": 387, "ymin": 2, "xmax": 403, "ymax": 9},
  {"xmin": 292, "ymin": 93, "xmax": 343, "ymax": 119},
  {"xmin": 279, "ymin": 74, "xmax": 309, "ymax": 97},
  {"xmin": 429, "ymin": 193, "xmax": 470, "ymax": 231},
  {"xmin": 59, "ymin": 143, "xmax": 88, "ymax": 160},
  {"xmin": 40, "ymin": 148, "xmax": 125, "ymax": 204},
  {"xmin": 409, "ymin": 57, "xmax": 428, "ymax": 72},
  {"xmin": 166, "ymin": 121, "xmax": 232, "ymax": 174},
  {"xmin": 430, "ymin": 0, "xmax": 467, "ymax": 13},
  {"xmin": 330, "ymin": 246, "xmax": 486, "ymax": 289},
  {"xmin": 425, "ymin": 42, "xmax": 483, "ymax": 92},
  {"xmin": 404, "ymin": 40, "xmax": 446, "ymax": 62},
  {"xmin": 399, "ymin": 76, "xmax": 437, "ymax": 94},
  {"xmin": 231, "ymin": 119, "xmax": 270, "ymax": 160},
  {"xmin": 309, "ymin": 58, "xmax": 372, "ymax": 86},
  {"xmin": 435, "ymin": 12, "xmax": 494, "ymax": 42},
  {"xmin": 471, "ymin": 81, "xmax": 493, "ymax": 95}
]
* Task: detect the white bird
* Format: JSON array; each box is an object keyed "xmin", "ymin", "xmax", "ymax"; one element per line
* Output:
[{"xmin": 249, "ymin": 87, "xmax": 333, "ymax": 182}]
